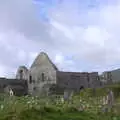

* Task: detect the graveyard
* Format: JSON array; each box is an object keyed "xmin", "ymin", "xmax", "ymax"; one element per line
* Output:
[{"xmin": 0, "ymin": 84, "xmax": 120, "ymax": 120}]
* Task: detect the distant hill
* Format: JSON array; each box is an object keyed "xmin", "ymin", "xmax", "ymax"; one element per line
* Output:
[{"xmin": 110, "ymin": 69, "xmax": 120, "ymax": 82}]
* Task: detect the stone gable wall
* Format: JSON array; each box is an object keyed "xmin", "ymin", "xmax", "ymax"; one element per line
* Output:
[{"xmin": 28, "ymin": 53, "xmax": 57, "ymax": 95}]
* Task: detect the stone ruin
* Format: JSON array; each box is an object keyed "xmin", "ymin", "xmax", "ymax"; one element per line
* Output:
[
  {"xmin": 0, "ymin": 52, "xmax": 114, "ymax": 96},
  {"xmin": 15, "ymin": 52, "xmax": 104, "ymax": 96}
]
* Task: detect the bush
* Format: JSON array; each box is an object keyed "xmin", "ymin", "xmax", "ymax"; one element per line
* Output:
[
  {"xmin": 79, "ymin": 84, "xmax": 120, "ymax": 98},
  {"xmin": 105, "ymin": 84, "xmax": 120, "ymax": 98},
  {"xmin": 0, "ymin": 88, "xmax": 120, "ymax": 120},
  {"xmin": 43, "ymin": 106, "xmax": 57, "ymax": 113}
]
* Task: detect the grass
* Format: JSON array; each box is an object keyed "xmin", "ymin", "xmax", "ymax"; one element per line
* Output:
[
  {"xmin": 0, "ymin": 106, "xmax": 115, "ymax": 120},
  {"xmin": 0, "ymin": 85, "xmax": 120, "ymax": 120}
]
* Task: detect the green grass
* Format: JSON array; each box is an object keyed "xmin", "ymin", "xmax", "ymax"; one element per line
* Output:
[
  {"xmin": 0, "ymin": 106, "xmax": 116, "ymax": 120},
  {"xmin": 0, "ymin": 84, "xmax": 120, "ymax": 120}
]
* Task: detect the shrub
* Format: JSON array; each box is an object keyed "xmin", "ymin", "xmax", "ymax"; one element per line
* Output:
[
  {"xmin": 105, "ymin": 84, "xmax": 120, "ymax": 98},
  {"xmin": 43, "ymin": 106, "xmax": 57, "ymax": 113}
]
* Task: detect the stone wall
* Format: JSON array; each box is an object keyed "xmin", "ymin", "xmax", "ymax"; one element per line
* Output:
[
  {"xmin": 0, "ymin": 77, "xmax": 28, "ymax": 96},
  {"xmin": 101, "ymin": 71, "xmax": 113, "ymax": 85},
  {"xmin": 56, "ymin": 71, "xmax": 89, "ymax": 91},
  {"xmin": 14, "ymin": 52, "xmax": 103, "ymax": 96},
  {"xmin": 88, "ymin": 72, "xmax": 101, "ymax": 88},
  {"xmin": 57, "ymin": 71, "xmax": 101, "ymax": 91}
]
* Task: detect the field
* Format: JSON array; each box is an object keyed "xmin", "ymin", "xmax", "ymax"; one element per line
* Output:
[{"xmin": 0, "ymin": 85, "xmax": 120, "ymax": 120}]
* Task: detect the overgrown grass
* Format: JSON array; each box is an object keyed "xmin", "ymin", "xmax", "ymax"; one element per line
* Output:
[{"xmin": 0, "ymin": 84, "xmax": 120, "ymax": 120}]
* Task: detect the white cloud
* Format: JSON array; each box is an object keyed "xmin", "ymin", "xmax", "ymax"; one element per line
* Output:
[
  {"xmin": 0, "ymin": 0, "xmax": 52, "ymax": 77},
  {"xmin": 54, "ymin": 53, "xmax": 75, "ymax": 71},
  {"xmin": 48, "ymin": 1, "xmax": 120, "ymax": 69},
  {"xmin": 0, "ymin": 64, "xmax": 6, "ymax": 77},
  {"xmin": 54, "ymin": 54, "xmax": 64, "ymax": 64},
  {"xmin": 17, "ymin": 50, "xmax": 27, "ymax": 62},
  {"xmin": 0, "ymin": 0, "xmax": 120, "ymax": 77}
]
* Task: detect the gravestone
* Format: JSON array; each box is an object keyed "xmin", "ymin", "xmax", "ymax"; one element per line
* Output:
[
  {"xmin": 102, "ymin": 106, "xmax": 108, "ymax": 113},
  {"xmin": 9, "ymin": 88, "xmax": 14, "ymax": 96},
  {"xmin": 60, "ymin": 97, "xmax": 64, "ymax": 103},
  {"xmin": 64, "ymin": 90, "xmax": 69, "ymax": 101},
  {"xmin": 63, "ymin": 89, "xmax": 73, "ymax": 101},
  {"xmin": 106, "ymin": 90, "xmax": 114, "ymax": 110},
  {"xmin": 102, "ymin": 89, "xmax": 114, "ymax": 112}
]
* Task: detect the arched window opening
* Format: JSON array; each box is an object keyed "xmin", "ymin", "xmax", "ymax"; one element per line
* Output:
[
  {"xmin": 19, "ymin": 70, "xmax": 23, "ymax": 80},
  {"xmin": 79, "ymin": 86, "xmax": 84, "ymax": 91},
  {"xmin": 29, "ymin": 75, "xmax": 32, "ymax": 84},
  {"xmin": 41, "ymin": 73, "xmax": 44, "ymax": 82}
]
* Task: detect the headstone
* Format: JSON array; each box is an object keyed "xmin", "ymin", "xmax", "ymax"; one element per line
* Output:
[
  {"xmin": 106, "ymin": 90, "xmax": 114, "ymax": 107},
  {"xmin": 64, "ymin": 89, "xmax": 73, "ymax": 101},
  {"xmin": 78, "ymin": 105, "xmax": 84, "ymax": 111},
  {"xmin": 9, "ymin": 88, "xmax": 14, "ymax": 96},
  {"xmin": 102, "ymin": 96, "xmax": 107, "ymax": 105},
  {"xmin": 102, "ymin": 106, "xmax": 108, "ymax": 113},
  {"xmin": 61, "ymin": 97, "xmax": 64, "ymax": 103},
  {"xmin": 64, "ymin": 90, "xmax": 69, "ymax": 101}
]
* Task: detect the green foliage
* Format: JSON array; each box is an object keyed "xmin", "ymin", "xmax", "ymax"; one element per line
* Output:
[
  {"xmin": 79, "ymin": 84, "xmax": 120, "ymax": 98},
  {"xmin": 105, "ymin": 84, "xmax": 120, "ymax": 98},
  {"xmin": 0, "ymin": 87, "xmax": 120, "ymax": 120}
]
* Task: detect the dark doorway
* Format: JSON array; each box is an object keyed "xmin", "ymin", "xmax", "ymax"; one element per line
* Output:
[
  {"xmin": 29, "ymin": 75, "xmax": 32, "ymax": 84},
  {"xmin": 79, "ymin": 86, "xmax": 84, "ymax": 91},
  {"xmin": 41, "ymin": 73, "xmax": 44, "ymax": 82}
]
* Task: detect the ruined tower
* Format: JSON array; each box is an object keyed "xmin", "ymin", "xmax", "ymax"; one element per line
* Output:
[
  {"xmin": 28, "ymin": 52, "xmax": 58, "ymax": 95},
  {"xmin": 102, "ymin": 71, "xmax": 112, "ymax": 84},
  {"xmin": 16, "ymin": 66, "xmax": 29, "ymax": 80}
]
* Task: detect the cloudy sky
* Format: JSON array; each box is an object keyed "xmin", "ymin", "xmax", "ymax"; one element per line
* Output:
[{"xmin": 0, "ymin": 0, "xmax": 120, "ymax": 78}]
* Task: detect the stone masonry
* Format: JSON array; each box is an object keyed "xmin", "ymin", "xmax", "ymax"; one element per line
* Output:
[
  {"xmin": 15, "ymin": 52, "xmax": 102, "ymax": 96},
  {"xmin": 0, "ymin": 52, "xmax": 107, "ymax": 96}
]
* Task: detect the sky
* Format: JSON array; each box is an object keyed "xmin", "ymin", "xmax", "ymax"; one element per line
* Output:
[{"xmin": 0, "ymin": 0, "xmax": 120, "ymax": 78}]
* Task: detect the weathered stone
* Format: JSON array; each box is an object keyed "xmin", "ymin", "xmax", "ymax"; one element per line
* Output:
[
  {"xmin": 28, "ymin": 52, "xmax": 58, "ymax": 95},
  {"xmin": 106, "ymin": 90, "xmax": 114, "ymax": 110},
  {"xmin": 23, "ymin": 52, "xmax": 102, "ymax": 96},
  {"xmin": 16, "ymin": 66, "xmax": 28, "ymax": 80},
  {"xmin": 0, "ymin": 78, "xmax": 27, "ymax": 96},
  {"xmin": 9, "ymin": 88, "xmax": 14, "ymax": 96},
  {"xmin": 100, "ymin": 71, "xmax": 112, "ymax": 85},
  {"xmin": 102, "ymin": 106, "xmax": 108, "ymax": 113},
  {"xmin": 0, "ymin": 52, "xmax": 105, "ymax": 96},
  {"xmin": 63, "ymin": 89, "xmax": 73, "ymax": 101}
]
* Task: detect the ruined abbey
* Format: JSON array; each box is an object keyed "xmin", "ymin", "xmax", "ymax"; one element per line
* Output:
[{"xmin": 0, "ymin": 52, "xmax": 113, "ymax": 96}]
